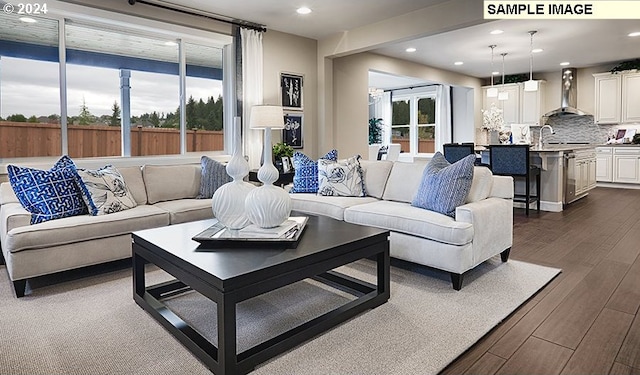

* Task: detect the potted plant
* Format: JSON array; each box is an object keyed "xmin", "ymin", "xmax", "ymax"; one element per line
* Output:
[
  {"xmin": 369, "ymin": 118, "xmax": 383, "ymax": 145},
  {"xmin": 272, "ymin": 142, "xmax": 294, "ymax": 172}
]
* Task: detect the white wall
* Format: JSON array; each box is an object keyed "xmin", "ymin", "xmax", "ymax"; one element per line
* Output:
[
  {"xmin": 331, "ymin": 52, "xmax": 482, "ymax": 159},
  {"xmin": 262, "ymin": 30, "xmax": 318, "ymax": 157}
]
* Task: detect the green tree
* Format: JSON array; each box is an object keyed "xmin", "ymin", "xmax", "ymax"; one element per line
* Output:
[
  {"xmin": 78, "ymin": 97, "xmax": 93, "ymax": 125},
  {"xmin": 7, "ymin": 114, "xmax": 27, "ymax": 122},
  {"xmin": 27, "ymin": 115, "xmax": 38, "ymax": 123},
  {"xmin": 48, "ymin": 114, "xmax": 60, "ymax": 123},
  {"xmin": 186, "ymin": 96, "xmax": 197, "ymax": 129},
  {"xmin": 110, "ymin": 101, "xmax": 121, "ymax": 126},
  {"xmin": 150, "ymin": 111, "xmax": 160, "ymax": 127}
]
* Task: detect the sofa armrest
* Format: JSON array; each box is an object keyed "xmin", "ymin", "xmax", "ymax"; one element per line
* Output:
[
  {"xmin": 455, "ymin": 197, "xmax": 513, "ymax": 264},
  {"xmin": 489, "ymin": 176, "xmax": 514, "ymax": 199},
  {"xmin": 0, "ymin": 182, "xmax": 19, "ymax": 206},
  {"xmin": 1, "ymin": 203, "xmax": 31, "ymax": 251}
]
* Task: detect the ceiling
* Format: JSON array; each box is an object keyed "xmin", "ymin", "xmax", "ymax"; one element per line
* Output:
[{"xmin": 144, "ymin": 1, "xmax": 640, "ymax": 82}]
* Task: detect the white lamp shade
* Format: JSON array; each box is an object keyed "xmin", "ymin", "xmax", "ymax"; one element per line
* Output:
[
  {"xmin": 486, "ymin": 87, "xmax": 498, "ymax": 98},
  {"xmin": 250, "ymin": 105, "xmax": 284, "ymax": 129},
  {"xmin": 524, "ymin": 80, "xmax": 539, "ymax": 92}
]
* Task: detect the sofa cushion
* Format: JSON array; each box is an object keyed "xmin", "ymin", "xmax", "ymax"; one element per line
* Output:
[
  {"xmin": 117, "ymin": 166, "xmax": 147, "ymax": 205},
  {"xmin": 290, "ymin": 150, "xmax": 338, "ymax": 193},
  {"xmin": 344, "ymin": 200, "xmax": 474, "ymax": 246},
  {"xmin": 290, "ymin": 193, "xmax": 378, "ymax": 220},
  {"xmin": 4, "ymin": 205, "xmax": 170, "ymax": 253},
  {"xmin": 143, "ymin": 164, "xmax": 201, "ymax": 204},
  {"xmin": 7, "ymin": 156, "xmax": 88, "ymax": 224},
  {"xmin": 197, "ymin": 156, "xmax": 232, "ymax": 199},
  {"xmin": 359, "ymin": 160, "xmax": 393, "ymax": 199},
  {"xmin": 153, "ymin": 199, "xmax": 213, "ymax": 224},
  {"xmin": 76, "ymin": 165, "xmax": 138, "ymax": 215},
  {"xmin": 412, "ymin": 152, "xmax": 475, "ymax": 218},
  {"xmin": 381, "ymin": 161, "xmax": 428, "ymax": 203},
  {"xmin": 466, "ymin": 166, "xmax": 494, "ymax": 203},
  {"xmin": 318, "ymin": 155, "xmax": 365, "ymax": 197}
]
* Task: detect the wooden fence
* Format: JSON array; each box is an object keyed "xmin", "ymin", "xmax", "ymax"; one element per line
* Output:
[
  {"xmin": 0, "ymin": 121, "xmax": 224, "ymax": 158},
  {"xmin": 392, "ymin": 138, "xmax": 435, "ymax": 153}
]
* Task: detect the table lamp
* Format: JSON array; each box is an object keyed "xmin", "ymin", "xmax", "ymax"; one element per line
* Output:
[{"xmin": 245, "ymin": 105, "xmax": 292, "ymax": 228}]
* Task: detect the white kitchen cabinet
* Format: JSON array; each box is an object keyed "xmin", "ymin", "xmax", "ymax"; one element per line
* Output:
[
  {"xmin": 593, "ymin": 73, "xmax": 621, "ymax": 124},
  {"xmin": 482, "ymin": 81, "xmax": 545, "ymax": 126},
  {"xmin": 613, "ymin": 147, "xmax": 640, "ymax": 184},
  {"xmin": 593, "ymin": 71, "xmax": 640, "ymax": 124},
  {"xmin": 520, "ymin": 81, "xmax": 546, "ymax": 125},
  {"xmin": 575, "ymin": 150, "xmax": 597, "ymax": 195},
  {"xmin": 595, "ymin": 147, "xmax": 613, "ymax": 182},
  {"xmin": 482, "ymin": 84, "xmax": 520, "ymax": 126},
  {"xmin": 622, "ymin": 72, "xmax": 640, "ymax": 123}
]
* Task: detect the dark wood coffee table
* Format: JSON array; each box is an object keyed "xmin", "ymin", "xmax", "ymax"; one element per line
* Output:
[{"xmin": 132, "ymin": 214, "xmax": 390, "ymax": 375}]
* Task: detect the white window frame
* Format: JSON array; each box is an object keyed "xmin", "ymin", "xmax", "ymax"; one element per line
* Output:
[{"xmin": 389, "ymin": 87, "xmax": 438, "ymax": 156}]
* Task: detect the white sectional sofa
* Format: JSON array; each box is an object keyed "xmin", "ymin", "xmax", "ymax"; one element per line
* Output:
[
  {"xmin": 0, "ymin": 163, "xmax": 213, "ymax": 297},
  {"xmin": 290, "ymin": 159, "xmax": 514, "ymax": 290}
]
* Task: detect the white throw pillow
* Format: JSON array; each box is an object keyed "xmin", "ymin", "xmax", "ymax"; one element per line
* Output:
[
  {"xmin": 76, "ymin": 165, "xmax": 137, "ymax": 215},
  {"xmin": 317, "ymin": 155, "xmax": 365, "ymax": 197}
]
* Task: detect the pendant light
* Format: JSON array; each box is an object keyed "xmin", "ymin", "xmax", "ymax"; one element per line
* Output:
[
  {"xmin": 498, "ymin": 52, "xmax": 509, "ymax": 101},
  {"xmin": 487, "ymin": 45, "xmax": 498, "ymax": 98},
  {"xmin": 524, "ymin": 30, "xmax": 539, "ymax": 92}
]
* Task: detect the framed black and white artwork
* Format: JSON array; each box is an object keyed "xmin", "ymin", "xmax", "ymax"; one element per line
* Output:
[
  {"xmin": 280, "ymin": 73, "xmax": 303, "ymax": 110},
  {"xmin": 283, "ymin": 113, "xmax": 303, "ymax": 149}
]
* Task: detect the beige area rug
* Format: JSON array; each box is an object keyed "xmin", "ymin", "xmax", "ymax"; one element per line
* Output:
[{"xmin": 0, "ymin": 257, "xmax": 560, "ymax": 375}]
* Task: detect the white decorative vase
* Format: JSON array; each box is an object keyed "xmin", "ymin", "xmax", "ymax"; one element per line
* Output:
[
  {"xmin": 245, "ymin": 127, "xmax": 292, "ymax": 228},
  {"xmin": 211, "ymin": 117, "xmax": 255, "ymax": 230}
]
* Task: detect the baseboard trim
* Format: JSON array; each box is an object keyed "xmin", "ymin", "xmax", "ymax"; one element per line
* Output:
[
  {"xmin": 513, "ymin": 200, "xmax": 563, "ymax": 212},
  {"xmin": 596, "ymin": 182, "xmax": 640, "ymax": 190}
]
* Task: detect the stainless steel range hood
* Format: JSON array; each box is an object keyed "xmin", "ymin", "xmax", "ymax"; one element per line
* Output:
[{"xmin": 543, "ymin": 68, "xmax": 590, "ymax": 117}]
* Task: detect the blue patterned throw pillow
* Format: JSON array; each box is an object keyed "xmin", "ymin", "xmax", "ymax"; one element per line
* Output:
[
  {"xmin": 7, "ymin": 155, "xmax": 88, "ymax": 224},
  {"xmin": 290, "ymin": 149, "xmax": 338, "ymax": 193},
  {"xmin": 411, "ymin": 152, "xmax": 475, "ymax": 218}
]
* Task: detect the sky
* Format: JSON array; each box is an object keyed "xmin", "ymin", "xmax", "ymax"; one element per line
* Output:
[{"xmin": 0, "ymin": 57, "xmax": 223, "ymax": 119}]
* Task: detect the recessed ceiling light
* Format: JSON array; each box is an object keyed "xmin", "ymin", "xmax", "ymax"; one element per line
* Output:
[
  {"xmin": 19, "ymin": 17, "xmax": 37, "ymax": 23},
  {"xmin": 405, "ymin": 47, "xmax": 417, "ymax": 53},
  {"xmin": 531, "ymin": 48, "xmax": 543, "ymax": 53},
  {"xmin": 454, "ymin": 61, "xmax": 464, "ymax": 66},
  {"xmin": 490, "ymin": 29, "xmax": 504, "ymax": 35},
  {"xmin": 164, "ymin": 41, "xmax": 178, "ymax": 46},
  {"xmin": 296, "ymin": 7, "xmax": 312, "ymax": 14},
  {"xmin": 629, "ymin": 31, "xmax": 640, "ymax": 37},
  {"xmin": 560, "ymin": 62, "xmax": 571, "ymax": 66}
]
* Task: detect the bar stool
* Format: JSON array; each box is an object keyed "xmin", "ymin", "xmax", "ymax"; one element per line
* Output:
[
  {"xmin": 489, "ymin": 144, "xmax": 540, "ymax": 215},
  {"xmin": 443, "ymin": 143, "xmax": 475, "ymax": 164}
]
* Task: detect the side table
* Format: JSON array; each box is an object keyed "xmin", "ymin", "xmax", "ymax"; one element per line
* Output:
[{"xmin": 248, "ymin": 169, "xmax": 295, "ymax": 187}]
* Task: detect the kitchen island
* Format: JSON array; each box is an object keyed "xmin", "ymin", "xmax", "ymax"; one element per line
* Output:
[
  {"xmin": 480, "ymin": 144, "xmax": 598, "ymax": 212},
  {"xmin": 529, "ymin": 145, "xmax": 597, "ymax": 212}
]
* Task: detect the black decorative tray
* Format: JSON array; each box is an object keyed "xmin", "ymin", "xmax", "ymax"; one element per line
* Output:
[{"xmin": 192, "ymin": 216, "xmax": 308, "ymax": 248}]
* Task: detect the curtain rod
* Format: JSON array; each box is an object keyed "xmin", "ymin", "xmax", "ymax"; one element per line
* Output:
[
  {"xmin": 127, "ymin": 0, "xmax": 267, "ymax": 32},
  {"xmin": 385, "ymin": 83, "xmax": 439, "ymax": 92}
]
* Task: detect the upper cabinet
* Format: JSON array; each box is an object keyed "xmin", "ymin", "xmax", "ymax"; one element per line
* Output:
[
  {"xmin": 481, "ymin": 81, "xmax": 546, "ymax": 126},
  {"xmin": 622, "ymin": 72, "xmax": 640, "ymax": 123},
  {"xmin": 594, "ymin": 71, "xmax": 640, "ymax": 124}
]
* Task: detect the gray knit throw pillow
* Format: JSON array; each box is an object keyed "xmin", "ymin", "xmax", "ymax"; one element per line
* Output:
[{"xmin": 197, "ymin": 156, "xmax": 232, "ymax": 199}]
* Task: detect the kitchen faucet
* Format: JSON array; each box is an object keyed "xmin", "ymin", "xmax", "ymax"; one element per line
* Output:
[{"xmin": 538, "ymin": 125, "xmax": 555, "ymax": 149}]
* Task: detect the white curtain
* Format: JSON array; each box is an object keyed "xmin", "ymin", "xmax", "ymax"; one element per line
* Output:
[
  {"xmin": 377, "ymin": 91, "xmax": 392, "ymax": 144},
  {"xmin": 436, "ymin": 85, "xmax": 452, "ymax": 152},
  {"xmin": 241, "ymin": 28, "xmax": 264, "ymax": 169}
]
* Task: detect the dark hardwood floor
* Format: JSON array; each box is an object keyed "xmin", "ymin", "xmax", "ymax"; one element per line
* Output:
[{"xmin": 441, "ymin": 187, "xmax": 640, "ymax": 375}]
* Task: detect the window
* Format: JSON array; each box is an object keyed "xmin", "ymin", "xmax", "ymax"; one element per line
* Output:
[
  {"xmin": 0, "ymin": 9, "xmax": 230, "ymax": 159},
  {"xmin": 390, "ymin": 89, "xmax": 437, "ymax": 155},
  {"xmin": 0, "ymin": 15, "xmax": 60, "ymax": 157}
]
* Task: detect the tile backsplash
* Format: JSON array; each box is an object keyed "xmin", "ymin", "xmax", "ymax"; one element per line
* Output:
[{"xmin": 531, "ymin": 115, "xmax": 640, "ymax": 145}]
